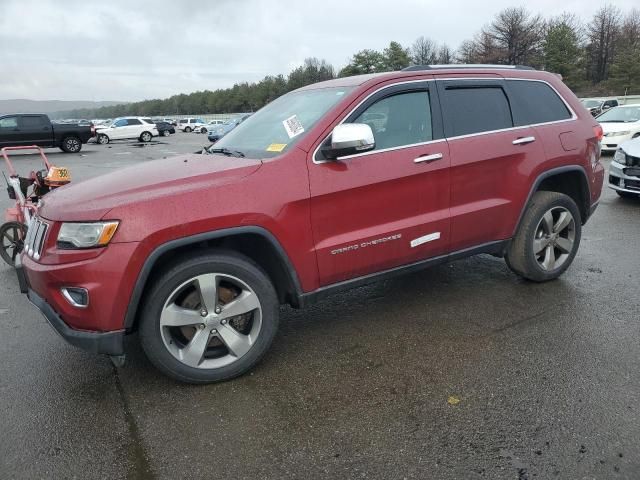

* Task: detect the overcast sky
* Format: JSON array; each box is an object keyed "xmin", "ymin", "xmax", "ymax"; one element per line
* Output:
[{"xmin": 1, "ymin": 0, "xmax": 637, "ymax": 102}]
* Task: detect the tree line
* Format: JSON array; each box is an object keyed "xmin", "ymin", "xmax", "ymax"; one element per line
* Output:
[{"xmin": 62, "ymin": 5, "xmax": 639, "ymax": 119}]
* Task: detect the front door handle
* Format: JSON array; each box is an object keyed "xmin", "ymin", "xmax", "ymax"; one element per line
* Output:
[
  {"xmin": 414, "ymin": 153, "xmax": 443, "ymax": 164},
  {"xmin": 512, "ymin": 136, "xmax": 536, "ymax": 145}
]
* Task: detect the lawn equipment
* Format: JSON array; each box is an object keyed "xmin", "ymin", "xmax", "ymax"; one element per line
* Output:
[{"xmin": 0, "ymin": 146, "xmax": 71, "ymax": 266}]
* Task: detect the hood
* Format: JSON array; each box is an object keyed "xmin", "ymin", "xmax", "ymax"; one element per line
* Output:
[
  {"xmin": 619, "ymin": 137, "xmax": 640, "ymax": 157},
  {"xmin": 600, "ymin": 121, "xmax": 640, "ymax": 134},
  {"xmin": 39, "ymin": 153, "xmax": 262, "ymax": 221}
]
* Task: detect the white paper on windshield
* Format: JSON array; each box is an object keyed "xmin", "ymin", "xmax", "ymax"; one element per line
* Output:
[{"xmin": 283, "ymin": 115, "xmax": 304, "ymax": 139}]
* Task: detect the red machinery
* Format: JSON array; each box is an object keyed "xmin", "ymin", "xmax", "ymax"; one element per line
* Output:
[{"xmin": 1, "ymin": 146, "xmax": 71, "ymax": 265}]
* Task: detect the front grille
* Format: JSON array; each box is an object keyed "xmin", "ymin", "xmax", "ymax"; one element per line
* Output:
[
  {"xmin": 626, "ymin": 179, "xmax": 640, "ymax": 191},
  {"xmin": 23, "ymin": 217, "xmax": 49, "ymax": 260}
]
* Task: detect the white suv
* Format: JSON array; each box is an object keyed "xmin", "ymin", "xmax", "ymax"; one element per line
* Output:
[
  {"xmin": 95, "ymin": 117, "xmax": 159, "ymax": 144},
  {"xmin": 178, "ymin": 118, "xmax": 207, "ymax": 133}
]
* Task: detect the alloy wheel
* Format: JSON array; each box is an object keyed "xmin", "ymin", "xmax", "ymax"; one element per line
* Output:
[
  {"xmin": 533, "ymin": 206, "xmax": 576, "ymax": 271},
  {"xmin": 159, "ymin": 273, "xmax": 262, "ymax": 369},
  {"xmin": 65, "ymin": 137, "xmax": 80, "ymax": 152}
]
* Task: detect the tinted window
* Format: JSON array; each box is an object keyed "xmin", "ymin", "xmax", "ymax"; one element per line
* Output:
[
  {"xmin": 127, "ymin": 119, "xmax": 142, "ymax": 125},
  {"xmin": 0, "ymin": 117, "xmax": 18, "ymax": 128},
  {"xmin": 353, "ymin": 91, "xmax": 432, "ymax": 150},
  {"xmin": 442, "ymin": 85, "xmax": 512, "ymax": 136},
  {"xmin": 142, "ymin": 118, "xmax": 153, "ymax": 124},
  {"xmin": 179, "ymin": 119, "xmax": 187, "ymax": 124},
  {"xmin": 20, "ymin": 116, "xmax": 46, "ymax": 128},
  {"xmin": 508, "ymin": 80, "xmax": 572, "ymax": 126}
]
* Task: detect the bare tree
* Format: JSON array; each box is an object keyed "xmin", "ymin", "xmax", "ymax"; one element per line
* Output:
[
  {"xmin": 436, "ymin": 44, "xmax": 454, "ymax": 64},
  {"xmin": 411, "ymin": 36, "xmax": 439, "ymax": 65},
  {"xmin": 487, "ymin": 7, "xmax": 546, "ymax": 66},
  {"xmin": 586, "ymin": 4, "xmax": 622, "ymax": 83}
]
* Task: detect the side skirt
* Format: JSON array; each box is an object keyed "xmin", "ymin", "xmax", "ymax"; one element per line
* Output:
[{"xmin": 298, "ymin": 239, "xmax": 510, "ymax": 307}]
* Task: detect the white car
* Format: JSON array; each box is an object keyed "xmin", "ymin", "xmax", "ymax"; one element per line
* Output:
[
  {"xmin": 598, "ymin": 104, "xmax": 640, "ymax": 152},
  {"xmin": 609, "ymin": 136, "xmax": 640, "ymax": 198},
  {"xmin": 178, "ymin": 118, "xmax": 207, "ymax": 133},
  {"xmin": 95, "ymin": 117, "xmax": 159, "ymax": 144}
]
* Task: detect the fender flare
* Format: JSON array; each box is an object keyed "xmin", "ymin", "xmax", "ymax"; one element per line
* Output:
[
  {"xmin": 513, "ymin": 165, "xmax": 591, "ymax": 236},
  {"xmin": 123, "ymin": 226, "xmax": 303, "ymax": 330}
]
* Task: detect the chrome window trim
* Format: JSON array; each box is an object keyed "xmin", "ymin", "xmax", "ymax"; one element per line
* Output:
[{"xmin": 311, "ymin": 77, "xmax": 577, "ymax": 164}]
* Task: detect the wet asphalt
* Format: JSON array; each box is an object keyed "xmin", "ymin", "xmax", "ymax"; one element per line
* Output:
[{"xmin": 0, "ymin": 134, "xmax": 639, "ymax": 480}]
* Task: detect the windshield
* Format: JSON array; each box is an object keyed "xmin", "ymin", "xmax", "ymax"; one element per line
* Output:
[
  {"xmin": 210, "ymin": 86, "xmax": 353, "ymax": 158},
  {"xmin": 597, "ymin": 106, "xmax": 640, "ymax": 123},
  {"xmin": 582, "ymin": 100, "xmax": 601, "ymax": 108}
]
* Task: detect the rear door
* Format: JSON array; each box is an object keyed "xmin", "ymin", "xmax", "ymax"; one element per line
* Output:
[
  {"xmin": 436, "ymin": 78, "xmax": 545, "ymax": 251},
  {"xmin": 125, "ymin": 118, "xmax": 143, "ymax": 139},
  {"xmin": 309, "ymin": 80, "xmax": 451, "ymax": 286},
  {"xmin": 17, "ymin": 115, "xmax": 52, "ymax": 146}
]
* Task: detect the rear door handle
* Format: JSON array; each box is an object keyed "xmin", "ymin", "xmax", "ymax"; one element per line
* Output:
[
  {"xmin": 512, "ymin": 136, "xmax": 536, "ymax": 145},
  {"xmin": 414, "ymin": 153, "xmax": 443, "ymax": 164}
]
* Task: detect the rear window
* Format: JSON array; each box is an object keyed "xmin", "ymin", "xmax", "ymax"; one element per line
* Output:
[
  {"xmin": 508, "ymin": 80, "xmax": 572, "ymax": 126},
  {"xmin": 20, "ymin": 116, "xmax": 47, "ymax": 128},
  {"xmin": 441, "ymin": 86, "xmax": 513, "ymax": 137},
  {"xmin": 179, "ymin": 119, "xmax": 187, "ymax": 124}
]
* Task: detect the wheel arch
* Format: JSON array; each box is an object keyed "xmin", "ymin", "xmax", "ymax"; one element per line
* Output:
[
  {"xmin": 123, "ymin": 226, "xmax": 303, "ymax": 331},
  {"xmin": 513, "ymin": 166, "xmax": 591, "ymax": 237}
]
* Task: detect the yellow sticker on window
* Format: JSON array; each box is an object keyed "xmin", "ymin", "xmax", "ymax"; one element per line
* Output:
[{"xmin": 266, "ymin": 143, "xmax": 287, "ymax": 152}]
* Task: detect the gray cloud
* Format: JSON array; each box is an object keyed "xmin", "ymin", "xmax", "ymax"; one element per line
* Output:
[{"xmin": 1, "ymin": 0, "xmax": 637, "ymax": 101}]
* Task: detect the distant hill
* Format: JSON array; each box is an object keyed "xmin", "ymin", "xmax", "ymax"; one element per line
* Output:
[{"xmin": 0, "ymin": 99, "xmax": 127, "ymax": 117}]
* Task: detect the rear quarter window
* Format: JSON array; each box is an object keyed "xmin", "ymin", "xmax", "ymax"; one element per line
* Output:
[{"xmin": 507, "ymin": 80, "xmax": 572, "ymax": 126}]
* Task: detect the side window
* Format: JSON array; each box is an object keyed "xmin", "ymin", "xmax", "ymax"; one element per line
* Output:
[
  {"xmin": 113, "ymin": 119, "xmax": 127, "ymax": 127},
  {"xmin": 0, "ymin": 117, "xmax": 18, "ymax": 128},
  {"xmin": 508, "ymin": 80, "xmax": 572, "ymax": 126},
  {"xmin": 142, "ymin": 118, "xmax": 153, "ymax": 124},
  {"xmin": 127, "ymin": 119, "xmax": 142, "ymax": 125},
  {"xmin": 441, "ymin": 85, "xmax": 513, "ymax": 136},
  {"xmin": 352, "ymin": 91, "xmax": 432, "ymax": 150},
  {"xmin": 20, "ymin": 116, "xmax": 46, "ymax": 128}
]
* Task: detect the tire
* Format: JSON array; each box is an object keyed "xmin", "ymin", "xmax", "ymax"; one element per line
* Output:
[
  {"xmin": 161, "ymin": 130, "xmax": 170, "ymax": 137},
  {"xmin": 0, "ymin": 222, "xmax": 26, "ymax": 266},
  {"xmin": 140, "ymin": 131, "xmax": 152, "ymax": 142},
  {"xmin": 60, "ymin": 136, "xmax": 82, "ymax": 153},
  {"xmin": 185, "ymin": 127, "xmax": 192, "ymax": 133},
  {"xmin": 97, "ymin": 133, "xmax": 110, "ymax": 145},
  {"xmin": 505, "ymin": 191, "xmax": 582, "ymax": 282},
  {"xmin": 201, "ymin": 127, "xmax": 207, "ymax": 134},
  {"xmin": 139, "ymin": 250, "xmax": 279, "ymax": 384}
]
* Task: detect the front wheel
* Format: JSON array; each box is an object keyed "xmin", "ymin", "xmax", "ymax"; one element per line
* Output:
[
  {"xmin": 200, "ymin": 127, "xmax": 207, "ymax": 134},
  {"xmin": 97, "ymin": 134, "xmax": 110, "ymax": 145},
  {"xmin": 505, "ymin": 191, "xmax": 581, "ymax": 282},
  {"xmin": 161, "ymin": 130, "xmax": 170, "ymax": 137},
  {"xmin": 139, "ymin": 251, "xmax": 279, "ymax": 384},
  {"xmin": 0, "ymin": 222, "xmax": 27, "ymax": 266},
  {"xmin": 140, "ymin": 131, "xmax": 152, "ymax": 142},
  {"xmin": 184, "ymin": 127, "xmax": 192, "ymax": 133}
]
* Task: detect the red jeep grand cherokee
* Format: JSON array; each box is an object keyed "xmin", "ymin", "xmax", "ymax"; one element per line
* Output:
[{"xmin": 17, "ymin": 65, "xmax": 604, "ymax": 383}]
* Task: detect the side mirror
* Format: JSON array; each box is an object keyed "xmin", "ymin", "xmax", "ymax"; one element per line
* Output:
[
  {"xmin": 603, "ymin": 105, "xmax": 611, "ymax": 110},
  {"xmin": 323, "ymin": 123, "xmax": 375, "ymax": 160}
]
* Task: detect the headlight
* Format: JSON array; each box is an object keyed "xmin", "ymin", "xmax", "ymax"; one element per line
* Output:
[
  {"xmin": 609, "ymin": 131, "xmax": 631, "ymax": 137},
  {"xmin": 57, "ymin": 221, "xmax": 119, "ymax": 248},
  {"xmin": 613, "ymin": 149, "xmax": 627, "ymax": 165}
]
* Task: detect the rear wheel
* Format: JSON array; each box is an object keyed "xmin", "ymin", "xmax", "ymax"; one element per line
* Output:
[
  {"xmin": 139, "ymin": 251, "xmax": 279, "ymax": 384},
  {"xmin": 0, "ymin": 222, "xmax": 26, "ymax": 266},
  {"xmin": 200, "ymin": 127, "xmax": 207, "ymax": 133},
  {"xmin": 140, "ymin": 131, "xmax": 152, "ymax": 142},
  {"xmin": 97, "ymin": 133, "xmax": 109, "ymax": 145},
  {"xmin": 185, "ymin": 127, "xmax": 192, "ymax": 133},
  {"xmin": 60, "ymin": 136, "xmax": 82, "ymax": 153},
  {"xmin": 161, "ymin": 130, "xmax": 170, "ymax": 137},
  {"xmin": 505, "ymin": 191, "xmax": 581, "ymax": 282}
]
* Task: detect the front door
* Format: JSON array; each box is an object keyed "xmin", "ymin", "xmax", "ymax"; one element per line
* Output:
[
  {"xmin": 18, "ymin": 115, "xmax": 51, "ymax": 146},
  {"xmin": 309, "ymin": 81, "xmax": 451, "ymax": 286}
]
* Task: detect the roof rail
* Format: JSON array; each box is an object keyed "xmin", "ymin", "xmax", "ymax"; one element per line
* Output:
[{"xmin": 402, "ymin": 64, "xmax": 536, "ymax": 71}]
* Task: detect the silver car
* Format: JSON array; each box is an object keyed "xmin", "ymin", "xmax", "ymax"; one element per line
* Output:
[{"xmin": 609, "ymin": 136, "xmax": 640, "ymax": 198}]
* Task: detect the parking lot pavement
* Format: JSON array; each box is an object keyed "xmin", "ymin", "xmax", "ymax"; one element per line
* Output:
[{"xmin": 0, "ymin": 144, "xmax": 639, "ymax": 479}]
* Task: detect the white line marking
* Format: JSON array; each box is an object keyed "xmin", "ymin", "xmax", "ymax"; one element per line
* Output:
[
  {"xmin": 115, "ymin": 152, "xmax": 131, "ymax": 155},
  {"xmin": 410, "ymin": 232, "xmax": 441, "ymax": 248}
]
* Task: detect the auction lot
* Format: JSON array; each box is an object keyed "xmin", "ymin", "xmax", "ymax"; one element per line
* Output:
[{"xmin": 0, "ymin": 134, "xmax": 639, "ymax": 479}]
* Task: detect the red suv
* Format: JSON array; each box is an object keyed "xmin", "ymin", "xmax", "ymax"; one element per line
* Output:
[{"xmin": 17, "ymin": 66, "xmax": 604, "ymax": 383}]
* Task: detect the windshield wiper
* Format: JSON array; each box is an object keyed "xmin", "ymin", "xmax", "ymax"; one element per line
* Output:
[{"xmin": 208, "ymin": 147, "xmax": 245, "ymax": 158}]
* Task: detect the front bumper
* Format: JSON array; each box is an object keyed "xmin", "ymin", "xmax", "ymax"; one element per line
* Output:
[
  {"xmin": 608, "ymin": 160, "xmax": 640, "ymax": 194},
  {"xmin": 16, "ymin": 255, "xmax": 125, "ymax": 355}
]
